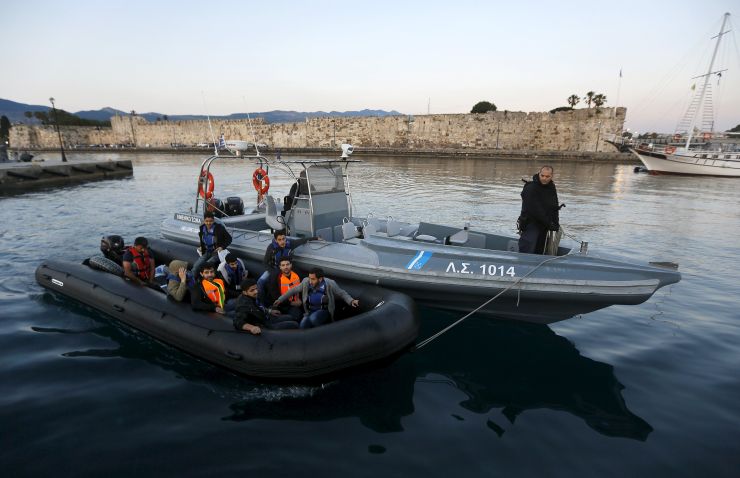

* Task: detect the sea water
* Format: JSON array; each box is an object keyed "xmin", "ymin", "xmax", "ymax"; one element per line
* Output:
[{"xmin": 1, "ymin": 152, "xmax": 739, "ymax": 477}]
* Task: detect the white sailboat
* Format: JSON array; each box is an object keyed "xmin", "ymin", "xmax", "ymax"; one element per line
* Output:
[{"xmin": 631, "ymin": 13, "xmax": 740, "ymax": 177}]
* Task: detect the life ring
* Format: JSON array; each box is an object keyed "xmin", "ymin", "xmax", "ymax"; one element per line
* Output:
[
  {"xmin": 664, "ymin": 146, "xmax": 676, "ymax": 154},
  {"xmin": 673, "ymin": 134, "xmax": 681, "ymax": 141},
  {"xmin": 702, "ymin": 132, "xmax": 712, "ymax": 140},
  {"xmin": 252, "ymin": 168, "xmax": 270, "ymax": 195},
  {"xmin": 198, "ymin": 170, "xmax": 215, "ymax": 199}
]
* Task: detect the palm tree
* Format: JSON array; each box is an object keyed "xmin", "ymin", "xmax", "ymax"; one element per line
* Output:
[
  {"xmin": 593, "ymin": 93, "xmax": 607, "ymax": 109},
  {"xmin": 585, "ymin": 91, "xmax": 595, "ymax": 108},
  {"xmin": 567, "ymin": 94, "xmax": 580, "ymax": 109}
]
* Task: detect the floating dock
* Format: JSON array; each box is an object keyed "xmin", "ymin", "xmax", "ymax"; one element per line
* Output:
[{"xmin": 0, "ymin": 159, "xmax": 133, "ymax": 195}]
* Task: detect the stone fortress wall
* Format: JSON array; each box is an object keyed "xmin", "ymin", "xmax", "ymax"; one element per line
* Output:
[{"xmin": 11, "ymin": 107, "xmax": 625, "ymax": 152}]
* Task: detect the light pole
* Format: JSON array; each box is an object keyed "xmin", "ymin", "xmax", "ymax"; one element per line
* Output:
[
  {"xmin": 332, "ymin": 119, "xmax": 336, "ymax": 148},
  {"xmin": 496, "ymin": 121, "xmax": 500, "ymax": 149},
  {"xmin": 595, "ymin": 121, "xmax": 602, "ymax": 152},
  {"xmin": 129, "ymin": 110, "xmax": 137, "ymax": 146},
  {"xmin": 48, "ymin": 97, "xmax": 67, "ymax": 162}
]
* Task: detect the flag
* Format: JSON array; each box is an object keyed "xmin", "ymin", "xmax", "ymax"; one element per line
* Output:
[{"xmin": 619, "ymin": 68, "xmax": 622, "ymax": 78}]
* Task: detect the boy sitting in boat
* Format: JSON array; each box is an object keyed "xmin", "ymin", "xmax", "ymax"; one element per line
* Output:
[
  {"xmin": 190, "ymin": 263, "xmax": 230, "ymax": 315},
  {"xmin": 193, "ymin": 211, "xmax": 232, "ymax": 276},
  {"xmin": 233, "ymin": 278, "xmax": 299, "ymax": 335},
  {"xmin": 122, "ymin": 237, "xmax": 156, "ymax": 287},
  {"xmin": 166, "ymin": 259, "xmax": 195, "ymax": 302},
  {"xmin": 273, "ymin": 267, "xmax": 359, "ymax": 329},
  {"xmin": 217, "ymin": 253, "xmax": 248, "ymax": 300},
  {"xmin": 268, "ymin": 258, "xmax": 303, "ymax": 321},
  {"xmin": 257, "ymin": 229, "xmax": 318, "ymax": 303}
]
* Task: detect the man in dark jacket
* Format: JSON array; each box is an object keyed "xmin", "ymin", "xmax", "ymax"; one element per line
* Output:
[
  {"xmin": 193, "ymin": 211, "xmax": 233, "ymax": 276},
  {"xmin": 233, "ymin": 278, "xmax": 299, "ymax": 334},
  {"xmin": 257, "ymin": 229, "xmax": 318, "ymax": 303},
  {"xmin": 518, "ymin": 166, "xmax": 561, "ymax": 254}
]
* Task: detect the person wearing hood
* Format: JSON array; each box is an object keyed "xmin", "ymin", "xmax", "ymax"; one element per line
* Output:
[
  {"xmin": 166, "ymin": 259, "xmax": 195, "ymax": 302},
  {"xmin": 518, "ymin": 166, "xmax": 561, "ymax": 254}
]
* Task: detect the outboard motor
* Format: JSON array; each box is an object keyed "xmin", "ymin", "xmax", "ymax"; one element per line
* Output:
[
  {"xmin": 100, "ymin": 235, "xmax": 125, "ymax": 265},
  {"xmin": 224, "ymin": 196, "xmax": 244, "ymax": 216}
]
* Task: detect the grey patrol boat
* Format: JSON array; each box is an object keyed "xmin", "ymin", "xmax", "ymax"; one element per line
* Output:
[{"xmin": 162, "ymin": 145, "xmax": 681, "ymax": 324}]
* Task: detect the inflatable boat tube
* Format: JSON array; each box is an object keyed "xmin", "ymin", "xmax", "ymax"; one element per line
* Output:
[{"xmin": 35, "ymin": 241, "xmax": 419, "ymax": 380}]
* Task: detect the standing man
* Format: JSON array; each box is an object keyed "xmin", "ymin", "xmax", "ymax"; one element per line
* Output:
[
  {"xmin": 517, "ymin": 166, "xmax": 561, "ymax": 254},
  {"xmin": 273, "ymin": 267, "xmax": 359, "ymax": 329},
  {"xmin": 122, "ymin": 237, "xmax": 156, "ymax": 286},
  {"xmin": 193, "ymin": 211, "xmax": 232, "ymax": 276}
]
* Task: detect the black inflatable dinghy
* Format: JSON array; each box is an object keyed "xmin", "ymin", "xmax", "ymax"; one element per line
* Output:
[{"xmin": 35, "ymin": 238, "xmax": 419, "ymax": 380}]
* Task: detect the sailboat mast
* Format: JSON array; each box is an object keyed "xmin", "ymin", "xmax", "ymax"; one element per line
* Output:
[{"xmin": 685, "ymin": 12, "xmax": 730, "ymax": 149}]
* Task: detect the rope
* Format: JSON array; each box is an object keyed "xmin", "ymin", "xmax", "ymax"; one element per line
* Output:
[{"xmin": 414, "ymin": 254, "xmax": 568, "ymax": 350}]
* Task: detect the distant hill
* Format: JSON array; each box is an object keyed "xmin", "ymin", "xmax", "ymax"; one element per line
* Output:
[
  {"xmin": 1, "ymin": 98, "xmax": 403, "ymax": 125},
  {"xmin": 0, "ymin": 98, "xmax": 51, "ymax": 123}
]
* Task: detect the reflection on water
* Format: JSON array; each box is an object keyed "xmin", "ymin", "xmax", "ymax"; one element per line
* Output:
[
  {"xmin": 38, "ymin": 292, "xmax": 651, "ymax": 441},
  {"xmin": 414, "ymin": 315, "xmax": 653, "ymax": 441}
]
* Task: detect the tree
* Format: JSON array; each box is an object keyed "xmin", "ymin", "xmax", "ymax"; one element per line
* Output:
[
  {"xmin": 585, "ymin": 91, "xmax": 595, "ymax": 108},
  {"xmin": 728, "ymin": 124, "xmax": 740, "ymax": 133},
  {"xmin": 0, "ymin": 115, "xmax": 10, "ymax": 142},
  {"xmin": 24, "ymin": 111, "xmax": 33, "ymax": 122},
  {"xmin": 593, "ymin": 93, "xmax": 607, "ymax": 108},
  {"xmin": 471, "ymin": 101, "xmax": 497, "ymax": 114},
  {"xmin": 33, "ymin": 111, "xmax": 50, "ymax": 124},
  {"xmin": 567, "ymin": 94, "xmax": 580, "ymax": 109},
  {"xmin": 550, "ymin": 106, "xmax": 572, "ymax": 113}
]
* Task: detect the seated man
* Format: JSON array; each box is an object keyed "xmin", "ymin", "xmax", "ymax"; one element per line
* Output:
[
  {"xmin": 189, "ymin": 263, "xmax": 228, "ymax": 315},
  {"xmin": 193, "ymin": 211, "xmax": 232, "ymax": 276},
  {"xmin": 258, "ymin": 229, "xmax": 318, "ymax": 302},
  {"xmin": 273, "ymin": 267, "xmax": 359, "ymax": 329},
  {"xmin": 166, "ymin": 259, "xmax": 195, "ymax": 302},
  {"xmin": 122, "ymin": 237, "xmax": 156, "ymax": 287},
  {"xmin": 268, "ymin": 258, "xmax": 303, "ymax": 321},
  {"xmin": 233, "ymin": 278, "xmax": 299, "ymax": 335},
  {"xmin": 217, "ymin": 253, "xmax": 248, "ymax": 300}
]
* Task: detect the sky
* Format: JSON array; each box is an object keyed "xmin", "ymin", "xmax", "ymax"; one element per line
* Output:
[{"xmin": 3, "ymin": 0, "xmax": 739, "ymax": 133}]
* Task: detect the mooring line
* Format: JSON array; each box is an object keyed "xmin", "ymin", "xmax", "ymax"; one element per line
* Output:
[{"xmin": 414, "ymin": 255, "xmax": 568, "ymax": 350}]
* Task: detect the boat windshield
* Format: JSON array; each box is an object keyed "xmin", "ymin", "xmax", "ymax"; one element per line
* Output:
[{"xmin": 305, "ymin": 165, "xmax": 345, "ymax": 194}]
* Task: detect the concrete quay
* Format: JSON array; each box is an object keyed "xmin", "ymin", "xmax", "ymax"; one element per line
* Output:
[
  {"xmin": 16, "ymin": 146, "xmax": 637, "ymax": 163},
  {"xmin": 0, "ymin": 159, "xmax": 133, "ymax": 195}
]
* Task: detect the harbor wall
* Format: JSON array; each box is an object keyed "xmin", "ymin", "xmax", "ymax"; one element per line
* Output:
[{"xmin": 10, "ymin": 107, "xmax": 625, "ymax": 153}]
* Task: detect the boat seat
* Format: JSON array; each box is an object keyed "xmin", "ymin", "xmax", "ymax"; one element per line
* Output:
[
  {"xmin": 386, "ymin": 219, "xmax": 402, "ymax": 237},
  {"xmin": 341, "ymin": 219, "xmax": 360, "ymax": 241},
  {"xmin": 264, "ymin": 195, "xmax": 286, "ymax": 231},
  {"xmin": 447, "ymin": 229, "xmax": 468, "ymax": 246},
  {"xmin": 363, "ymin": 220, "xmax": 378, "ymax": 236}
]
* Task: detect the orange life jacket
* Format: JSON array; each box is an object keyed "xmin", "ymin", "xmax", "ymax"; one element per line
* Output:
[
  {"xmin": 279, "ymin": 272, "xmax": 301, "ymax": 304},
  {"xmin": 127, "ymin": 246, "xmax": 153, "ymax": 281},
  {"xmin": 201, "ymin": 278, "xmax": 226, "ymax": 308}
]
